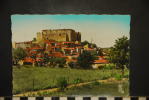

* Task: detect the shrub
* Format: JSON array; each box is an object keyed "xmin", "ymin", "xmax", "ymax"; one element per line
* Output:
[
  {"xmin": 73, "ymin": 78, "xmax": 82, "ymax": 84},
  {"xmin": 123, "ymin": 73, "xmax": 129, "ymax": 78},
  {"xmin": 49, "ymin": 57, "xmax": 66, "ymax": 68},
  {"xmin": 56, "ymin": 77, "xmax": 68, "ymax": 90},
  {"xmin": 103, "ymin": 64, "xmax": 114, "ymax": 70},
  {"xmin": 68, "ymin": 62, "xmax": 75, "ymax": 68},
  {"xmin": 114, "ymin": 74, "xmax": 122, "ymax": 80}
]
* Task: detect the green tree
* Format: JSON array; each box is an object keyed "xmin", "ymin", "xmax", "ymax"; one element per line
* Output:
[
  {"xmin": 49, "ymin": 57, "xmax": 66, "ymax": 68},
  {"xmin": 109, "ymin": 36, "xmax": 129, "ymax": 75},
  {"xmin": 68, "ymin": 61, "xmax": 75, "ymax": 68},
  {"xmin": 32, "ymin": 38, "xmax": 36, "ymax": 42},
  {"xmin": 77, "ymin": 50, "xmax": 96, "ymax": 69},
  {"xmin": 56, "ymin": 77, "xmax": 68, "ymax": 91},
  {"xmin": 91, "ymin": 43, "xmax": 97, "ymax": 48},
  {"xmin": 81, "ymin": 40, "xmax": 89, "ymax": 46},
  {"xmin": 97, "ymin": 48, "xmax": 104, "ymax": 56},
  {"xmin": 13, "ymin": 48, "xmax": 27, "ymax": 63}
]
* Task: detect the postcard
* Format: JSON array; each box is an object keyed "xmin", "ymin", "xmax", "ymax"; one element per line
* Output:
[{"xmin": 11, "ymin": 14, "xmax": 130, "ymax": 96}]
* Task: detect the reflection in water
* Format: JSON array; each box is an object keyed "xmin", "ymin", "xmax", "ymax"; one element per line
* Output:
[
  {"xmin": 118, "ymin": 84, "xmax": 125, "ymax": 94},
  {"xmin": 62, "ymin": 81, "xmax": 129, "ymax": 96}
]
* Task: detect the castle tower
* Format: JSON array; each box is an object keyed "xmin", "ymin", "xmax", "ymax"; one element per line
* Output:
[{"xmin": 36, "ymin": 29, "xmax": 81, "ymax": 42}]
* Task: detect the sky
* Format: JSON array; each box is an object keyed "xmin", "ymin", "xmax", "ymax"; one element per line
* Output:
[{"xmin": 11, "ymin": 14, "xmax": 130, "ymax": 48}]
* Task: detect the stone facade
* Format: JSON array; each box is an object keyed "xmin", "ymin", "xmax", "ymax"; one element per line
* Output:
[
  {"xmin": 12, "ymin": 41, "xmax": 32, "ymax": 49},
  {"xmin": 36, "ymin": 29, "xmax": 81, "ymax": 42}
]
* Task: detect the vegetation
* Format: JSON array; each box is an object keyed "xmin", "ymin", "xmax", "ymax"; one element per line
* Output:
[
  {"xmin": 77, "ymin": 50, "xmax": 97, "ymax": 69},
  {"xmin": 73, "ymin": 78, "xmax": 83, "ymax": 84},
  {"xmin": 68, "ymin": 62, "xmax": 75, "ymax": 68},
  {"xmin": 81, "ymin": 40, "xmax": 89, "ymax": 46},
  {"xmin": 109, "ymin": 36, "xmax": 129, "ymax": 75},
  {"xmin": 24, "ymin": 81, "xmax": 129, "ymax": 96},
  {"xmin": 12, "ymin": 36, "xmax": 130, "ymax": 96},
  {"xmin": 48, "ymin": 57, "xmax": 66, "ymax": 67},
  {"xmin": 56, "ymin": 77, "xmax": 68, "ymax": 90},
  {"xmin": 12, "ymin": 48, "xmax": 27, "ymax": 64},
  {"xmin": 13, "ymin": 66, "xmax": 129, "ymax": 94},
  {"xmin": 12, "ymin": 48, "xmax": 27, "ymax": 60}
]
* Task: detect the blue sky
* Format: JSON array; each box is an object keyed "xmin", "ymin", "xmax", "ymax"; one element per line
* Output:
[{"xmin": 11, "ymin": 14, "xmax": 130, "ymax": 47}]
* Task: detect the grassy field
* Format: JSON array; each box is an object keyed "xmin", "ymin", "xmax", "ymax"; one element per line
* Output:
[{"xmin": 13, "ymin": 65, "xmax": 129, "ymax": 95}]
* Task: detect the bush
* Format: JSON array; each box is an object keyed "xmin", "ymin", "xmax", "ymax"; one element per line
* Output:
[
  {"xmin": 103, "ymin": 64, "xmax": 114, "ymax": 70},
  {"xmin": 114, "ymin": 74, "xmax": 122, "ymax": 80},
  {"xmin": 123, "ymin": 73, "xmax": 129, "ymax": 78},
  {"xmin": 73, "ymin": 78, "xmax": 82, "ymax": 84},
  {"xmin": 56, "ymin": 77, "xmax": 68, "ymax": 90},
  {"xmin": 68, "ymin": 62, "xmax": 75, "ymax": 68},
  {"xmin": 49, "ymin": 57, "xmax": 66, "ymax": 68}
]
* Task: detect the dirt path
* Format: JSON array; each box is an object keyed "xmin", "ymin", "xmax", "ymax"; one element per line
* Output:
[{"xmin": 14, "ymin": 78, "xmax": 128, "ymax": 96}]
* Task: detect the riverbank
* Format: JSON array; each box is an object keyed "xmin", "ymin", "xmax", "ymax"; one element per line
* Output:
[
  {"xmin": 13, "ymin": 66, "xmax": 129, "ymax": 96},
  {"xmin": 14, "ymin": 78, "xmax": 128, "ymax": 96}
]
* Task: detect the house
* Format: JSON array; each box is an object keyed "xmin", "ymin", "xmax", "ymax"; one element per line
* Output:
[{"xmin": 92, "ymin": 56, "xmax": 108, "ymax": 69}]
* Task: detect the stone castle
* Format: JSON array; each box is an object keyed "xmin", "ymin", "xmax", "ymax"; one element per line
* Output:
[{"xmin": 36, "ymin": 29, "xmax": 81, "ymax": 42}]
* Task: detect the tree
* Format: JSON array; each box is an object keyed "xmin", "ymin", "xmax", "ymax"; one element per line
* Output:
[
  {"xmin": 97, "ymin": 48, "xmax": 104, "ymax": 56},
  {"xmin": 32, "ymin": 38, "xmax": 36, "ymax": 42},
  {"xmin": 68, "ymin": 61, "xmax": 75, "ymax": 68},
  {"xmin": 81, "ymin": 40, "xmax": 89, "ymax": 46},
  {"xmin": 13, "ymin": 48, "xmax": 27, "ymax": 64},
  {"xmin": 109, "ymin": 36, "xmax": 129, "ymax": 75},
  {"xmin": 49, "ymin": 57, "xmax": 66, "ymax": 68},
  {"xmin": 77, "ymin": 50, "xmax": 96, "ymax": 69},
  {"xmin": 91, "ymin": 43, "xmax": 97, "ymax": 48}
]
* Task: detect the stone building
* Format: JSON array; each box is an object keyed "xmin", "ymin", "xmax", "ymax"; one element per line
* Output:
[
  {"xmin": 12, "ymin": 41, "xmax": 32, "ymax": 49},
  {"xmin": 36, "ymin": 29, "xmax": 81, "ymax": 42}
]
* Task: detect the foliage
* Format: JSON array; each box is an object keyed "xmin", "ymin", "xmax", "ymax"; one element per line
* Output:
[
  {"xmin": 56, "ymin": 77, "xmax": 68, "ymax": 90},
  {"xmin": 32, "ymin": 38, "xmax": 36, "ymax": 42},
  {"xmin": 13, "ymin": 66, "xmax": 128, "ymax": 94},
  {"xmin": 114, "ymin": 74, "xmax": 122, "ymax": 80},
  {"xmin": 81, "ymin": 40, "xmax": 98, "ymax": 49},
  {"xmin": 73, "ymin": 78, "xmax": 83, "ymax": 84},
  {"xmin": 77, "ymin": 50, "xmax": 96, "ymax": 69},
  {"xmin": 97, "ymin": 48, "xmax": 104, "ymax": 56},
  {"xmin": 109, "ymin": 36, "xmax": 129, "ymax": 75},
  {"xmin": 12, "ymin": 48, "xmax": 27, "ymax": 60},
  {"xmin": 68, "ymin": 62, "xmax": 75, "ymax": 68},
  {"xmin": 43, "ymin": 53, "xmax": 50, "ymax": 64},
  {"xmin": 91, "ymin": 43, "xmax": 97, "ymax": 48},
  {"xmin": 49, "ymin": 57, "xmax": 66, "ymax": 67},
  {"xmin": 81, "ymin": 40, "xmax": 89, "ymax": 46},
  {"xmin": 102, "ymin": 64, "xmax": 115, "ymax": 70}
]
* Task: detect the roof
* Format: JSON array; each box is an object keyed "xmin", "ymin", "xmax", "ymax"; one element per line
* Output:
[
  {"xmin": 62, "ymin": 41, "xmax": 75, "ymax": 43},
  {"xmin": 93, "ymin": 59, "xmax": 108, "ymax": 64},
  {"xmin": 66, "ymin": 59, "xmax": 77, "ymax": 62},
  {"xmin": 63, "ymin": 48, "xmax": 75, "ymax": 50}
]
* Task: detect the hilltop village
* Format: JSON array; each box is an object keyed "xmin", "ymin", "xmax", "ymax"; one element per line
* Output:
[{"xmin": 12, "ymin": 29, "xmax": 108, "ymax": 68}]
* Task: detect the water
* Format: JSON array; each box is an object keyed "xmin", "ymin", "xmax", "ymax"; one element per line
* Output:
[{"xmin": 63, "ymin": 81, "xmax": 129, "ymax": 96}]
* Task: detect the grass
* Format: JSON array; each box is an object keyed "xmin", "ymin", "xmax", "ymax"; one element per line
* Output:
[
  {"xmin": 26, "ymin": 81, "xmax": 129, "ymax": 96},
  {"xmin": 13, "ymin": 65, "xmax": 129, "ymax": 94}
]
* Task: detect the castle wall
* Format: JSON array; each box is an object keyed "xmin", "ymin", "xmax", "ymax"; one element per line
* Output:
[{"xmin": 36, "ymin": 29, "xmax": 81, "ymax": 42}]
